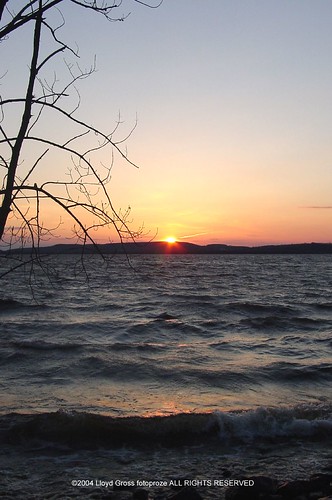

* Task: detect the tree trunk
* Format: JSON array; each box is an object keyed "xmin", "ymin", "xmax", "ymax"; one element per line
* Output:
[{"xmin": 0, "ymin": 2, "xmax": 42, "ymax": 239}]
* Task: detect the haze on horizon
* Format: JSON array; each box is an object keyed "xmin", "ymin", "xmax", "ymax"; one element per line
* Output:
[{"xmin": 3, "ymin": 0, "xmax": 332, "ymax": 246}]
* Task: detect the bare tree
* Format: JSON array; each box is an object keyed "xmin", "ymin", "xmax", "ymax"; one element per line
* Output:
[{"xmin": 0, "ymin": 0, "xmax": 161, "ymax": 278}]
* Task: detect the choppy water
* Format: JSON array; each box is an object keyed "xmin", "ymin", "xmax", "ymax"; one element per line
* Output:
[{"xmin": 0, "ymin": 253, "xmax": 331, "ymax": 498}]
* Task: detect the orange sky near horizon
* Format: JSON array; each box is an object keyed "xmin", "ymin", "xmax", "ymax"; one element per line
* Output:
[{"xmin": 2, "ymin": 1, "xmax": 332, "ymax": 247}]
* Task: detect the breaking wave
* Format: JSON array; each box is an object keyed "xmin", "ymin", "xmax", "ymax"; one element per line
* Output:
[{"xmin": 1, "ymin": 404, "xmax": 331, "ymax": 450}]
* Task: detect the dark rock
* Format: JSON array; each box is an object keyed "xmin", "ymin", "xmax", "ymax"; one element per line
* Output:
[
  {"xmin": 133, "ymin": 489, "xmax": 149, "ymax": 500},
  {"xmin": 225, "ymin": 486, "xmax": 256, "ymax": 500},
  {"xmin": 225, "ymin": 475, "xmax": 277, "ymax": 500},
  {"xmin": 308, "ymin": 474, "xmax": 332, "ymax": 496},
  {"xmin": 249, "ymin": 475, "xmax": 278, "ymax": 495},
  {"xmin": 277, "ymin": 475, "xmax": 332, "ymax": 499},
  {"xmin": 277, "ymin": 479, "xmax": 311, "ymax": 497},
  {"xmin": 310, "ymin": 473, "xmax": 332, "ymax": 482},
  {"xmin": 169, "ymin": 486, "xmax": 203, "ymax": 500},
  {"xmin": 225, "ymin": 490, "xmax": 250, "ymax": 500}
]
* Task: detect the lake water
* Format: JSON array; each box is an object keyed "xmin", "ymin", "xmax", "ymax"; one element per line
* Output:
[{"xmin": 0, "ymin": 253, "xmax": 331, "ymax": 498}]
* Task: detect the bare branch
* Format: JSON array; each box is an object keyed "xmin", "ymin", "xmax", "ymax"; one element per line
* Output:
[
  {"xmin": 0, "ymin": 0, "xmax": 160, "ymax": 284},
  {"xmin": 0, "ymin": 0, "xmax": 62, "ymax": 40},
  {"xmin": 133, "ymin": 0, "xmax": 163, "ymax": 8},
  {"xmin": 0, "ymin": 1, "xmax": 43, "ymax": 238}
]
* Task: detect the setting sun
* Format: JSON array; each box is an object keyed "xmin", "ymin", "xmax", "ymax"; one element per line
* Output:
[{"xmin": 164, "ymin": 236, "xmax": 177, "ymax": 244}]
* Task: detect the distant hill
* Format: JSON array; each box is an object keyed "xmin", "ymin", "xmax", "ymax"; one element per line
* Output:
[{"xmin": 4, "ymin": 241, "xmax": 332, "ymax": 255}]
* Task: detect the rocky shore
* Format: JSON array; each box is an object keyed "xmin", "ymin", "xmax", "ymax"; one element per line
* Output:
[{"xmin": 106, "ymin": 473, "xmax": 332, "ymax": 500}]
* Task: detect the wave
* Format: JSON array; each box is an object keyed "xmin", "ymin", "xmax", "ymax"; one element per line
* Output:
[
  {"xmin": 265, "ymin": 361, "xmax": 332, "ymax": 381},
  {"xmin": 313, "ymin": 302, "xmax": 332, "ymax": 310},
  {"xmin": 126, "ymin": 319, "xmax": 204, "ymax": 339},
  {"xmin": 8, "ymin": 340, "xmax": 82, "ymax": 352},
  {"xmin": 109, "ymin": 341, "xmax": 167, "ymax": 352},
  {"xmin": 0, "ymin": 298, "xmax": 47, "ymax": 311},
  {"xmin": 6, "ymin": 348, "xmax": 327, "ymax": 386},
  {"xmin": 224, "ymin": 302, "xmax": 296, "ymax": 315},
  {"xmin": 69, "ymin": 348, "xmax": 332, "ymax": 383},
  {"xmin": 1, "ymin": 404, "xmax": 331, "ymax": 450},
  {"xmin": 0, "ymin": 298, "xmax": 23, "ymax": 309},
  {"xmin": 239, "ymin": 315, "xmax": 329, "ymax": 331}
]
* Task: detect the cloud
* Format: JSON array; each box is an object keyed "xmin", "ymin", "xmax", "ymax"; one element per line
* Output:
[
  {"xmin": 302, "ymin": 206, "xmax": 332, "ymax": 209},
  {"xmin": 179, "ymin": 232, "xmax": 210, "ymax": 239}
]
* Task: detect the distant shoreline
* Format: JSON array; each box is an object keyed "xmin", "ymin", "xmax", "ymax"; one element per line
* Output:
[{"xmin": 3, "ymin": 241, "xmax": 332, "ymax": 255}]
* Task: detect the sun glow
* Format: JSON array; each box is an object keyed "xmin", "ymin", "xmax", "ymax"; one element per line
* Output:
[{"xmin": 164, "ymin": 236, "xmax": 177, "ymax": 244}]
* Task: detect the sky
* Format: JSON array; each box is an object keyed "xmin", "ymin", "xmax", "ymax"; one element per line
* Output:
[{"xmin": 2, "ymin": 0, "xmax": 332, "ymax": 245}]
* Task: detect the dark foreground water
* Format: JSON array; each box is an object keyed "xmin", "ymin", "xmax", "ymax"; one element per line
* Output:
[{"xmin": 0, "ymin": 253, "xmax": 331, "ymax": 498}]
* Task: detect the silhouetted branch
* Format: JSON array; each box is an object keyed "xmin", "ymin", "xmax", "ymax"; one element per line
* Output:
[{"xmin": 0, "ymin": 0, "xmax": 159, "ymax": 285}]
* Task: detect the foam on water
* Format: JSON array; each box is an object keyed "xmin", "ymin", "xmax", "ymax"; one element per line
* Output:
[
  {"xmin": 1, "ymin": 404, "xmax": 331, "ymax": 450},
  {"xmin": 1, "ymin": 254, "xmax": 332, "ymax": 499}
]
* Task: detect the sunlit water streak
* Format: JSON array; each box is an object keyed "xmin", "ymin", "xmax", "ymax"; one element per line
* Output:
[
  {"xmin": 0, "ymin": 254, "xmax": 331, "ymax": 498},
  {"xmin": 1, "ymin": 254, "xmax": 331, "ymax": 415}
]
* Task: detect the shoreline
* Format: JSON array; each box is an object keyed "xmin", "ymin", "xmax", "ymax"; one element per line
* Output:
[
  {"xmin": 1, "ymin": 436, "xmax": 331, "ymax": 499},
  {"xmin": 3, "ymin": 241, "xmax": 332, "ymax": 255}
]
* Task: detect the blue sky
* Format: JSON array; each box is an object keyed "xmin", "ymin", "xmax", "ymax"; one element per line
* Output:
[{"xmin": 2, "ymin": 0, "xmax": 332, "ymax": 244}]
